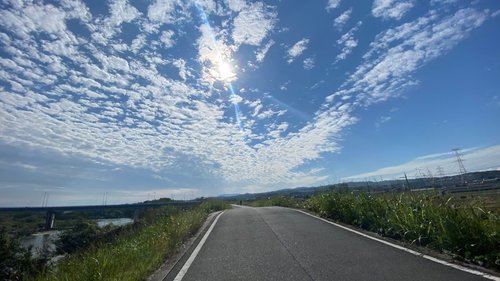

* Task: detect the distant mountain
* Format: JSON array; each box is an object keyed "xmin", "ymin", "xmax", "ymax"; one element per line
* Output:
[{"xmin": 214, "ymin": 170, "xmax": 500, "ymax": 200}]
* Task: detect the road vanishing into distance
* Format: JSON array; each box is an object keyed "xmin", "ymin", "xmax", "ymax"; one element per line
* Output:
[{"xmin": 167, "ymin": 206, "xmax": 496, "ymax": 281}]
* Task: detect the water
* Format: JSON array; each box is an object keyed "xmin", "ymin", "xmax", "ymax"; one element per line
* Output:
[
  {"xmin": 20, "ymin": 218, "xmax": 133, "ymax": 257},
  {"xmin": 96, "ymin": 217, "xmax": 133, "ymax": 227}
]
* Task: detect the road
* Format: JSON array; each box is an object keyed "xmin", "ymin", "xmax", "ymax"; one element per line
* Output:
[{"xmin": 169, "ymin": 206, "xmax": 495, "ymax": 281}]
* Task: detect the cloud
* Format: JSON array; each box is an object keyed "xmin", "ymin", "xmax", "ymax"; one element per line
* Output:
[
  {"xmin": 255, "ymin": 39, "xmax": 274, "ymax": 62},
  {"xmin": 327, "ymin": 8, "xmax": 490, "ymax": 105},
  {"xmin": 197, "ymin": 23, "xmax": 236, "ymax": 84},
  {"xmin": 0, "ymin": 0, "xmax": 347, "ymax": 195},
  {"xmin": 0, "ymin": 1, "xmax": 495, "ymax": 205},
  {"xmin": 225, "ymin": 0, "xmax": 247, "ymax": 12},
  {"xmin": 286, "ymin": 38, "xmax": 309, "ymax": 63},
  {"xmin": 334, "ymin": 8, "xmax": 352, "ymax": 29},
  {"xmin": 326, "ymin": 0, "xmax": 341, "ymax": 12},
  {"xmin": 147, "ymin": 0, "xmax": 177, "ymax": 24},
  {"xmin": 344, "ymin": 145, "xmax": 500, "ymax": 180},
  {"xmin": 375, "ymin": 116, "xmax": 391, "ymax": 128},
  {"xmin": 303, "ymin": 57, "xmax": 315, "ymax": 70},
  {"xmin": 172, "ymin": 58, "xmax": 191, "ymax": 81},
  {"xmin": 335, "ymin": 22, "xmax": 361, "ymax": 62},
  {"xmin": 372, "ymin": 0, "xmax": 414, "ymax": 20},
  {"xmin": 160, "ymin": 30, "xmax": 176, "ymax": 48},
  {"xmin": 279, "ymin": 80, "xmax": 290, "ymax": 91},
  {"xmin": 430, "ymin": 0, "xmax": 458, "ymax": 6},
  {"xmin": 231, "ymin": 2, "xmax": 276, "ymax": 48},
  {"xmin": 97, "ymin": 0, "xmax": 141, "ymax": 39}
]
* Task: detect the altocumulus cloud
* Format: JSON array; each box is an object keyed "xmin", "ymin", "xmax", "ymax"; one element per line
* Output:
[{"xmin": 0, "ymin": 0, "xmax": 497, "ymax": 203}]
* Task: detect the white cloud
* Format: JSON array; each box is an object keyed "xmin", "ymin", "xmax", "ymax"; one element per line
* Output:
[
  {"xmin": 255, "ymin": 40, "xmax": 274, "ymax": 63},
  {"xmin": 372, "ymin": 0, "xmax": 414, "ymax": 20},
  {"xmin": 0, "ymin": 1, "xmax": 495, "ymax": 201},
  {"xmin": 303, "ymin": 57, "xmax": 315, "ymax": 70},
  {"xmin": 430, "ymin": 0, "xmax": 458, "ymax": 6},
  {"xmin": 326, "ymin": 0, "xmax": 341, "ymax": 12},
  {"xmin": 279, "ymin": 80, "xmax": 290, "ymax": 91},
  {"xmin": 232, "ymin": 2, "xmax": 276, "ymax": 48},
  {"xmin": 229, "ymin": 94, "xmax": 243, "ymax": 104},
  {"xmin": 147, "ymin": 0, "xmax": 176, "ymax": 23},
  {"xmin": 172, "ymin": 58, "xmax": 191, "ymax": 81},
  {"xmin": 160, "ymin": 30, "xmax": 175, "ymax": 48},
  {"xmin": 99, "ymin": 0, "xmax": 141, "ymax": 39},
  {"xmin": 375, "ymin": 116, "xmax": 391, "ymax": 128},
  {"xmin": 344, "ymin": 145, "xmax": 500, "ymax": 180},
  {"xmin": 334, "ymin": 8, "xmax": 352, "ymax": 29},
  {"xmin": 225, "ymin": 0, "xmax": 247, "ymax": 12},
  {"xmin": 108, "ymin": 0, "xmax": 141, "ymax": 26},
  {"xmin": 327, "ymin": 8, "xmax": 489, "ymax": 105},
  {"xmin": 335, "ymin": 22, "xmax": 360, "ymax": 62},
  {"xmin": 286, "ymin": 38, "xmax": 309, "ymax": 63},
  {"xmin": 197, "ymin": 23, "xmax": 236, "ymax": 84}
]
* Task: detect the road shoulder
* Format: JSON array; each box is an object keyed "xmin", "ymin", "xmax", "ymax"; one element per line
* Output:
[{"xmin": 148, "ymin": 210, "xmax": 223, "ymax": 281}]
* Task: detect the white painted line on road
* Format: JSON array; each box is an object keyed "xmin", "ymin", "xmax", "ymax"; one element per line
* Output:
[
  {"xmin": 295, "ymin": 209, "xmax": 500, "ymax": 281},
  {"xmin": 173, "ymin": 211, "xmax": 225, "ymax": 281}
]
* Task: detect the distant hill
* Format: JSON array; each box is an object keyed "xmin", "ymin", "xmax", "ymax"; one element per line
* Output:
[{"xmin": 215, "ymin": 170, "xmax": 500, "ymax": 200}]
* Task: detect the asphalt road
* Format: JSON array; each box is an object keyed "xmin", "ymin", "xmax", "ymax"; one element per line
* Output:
[{"xmin": 173, "ymin": 206, "xmax": 493, "ymax": 281}]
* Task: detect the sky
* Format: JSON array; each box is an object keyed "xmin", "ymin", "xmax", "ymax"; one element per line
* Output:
[{"xmin": 0, "ymin": 0, "xmax": 499, "ymax": 207}]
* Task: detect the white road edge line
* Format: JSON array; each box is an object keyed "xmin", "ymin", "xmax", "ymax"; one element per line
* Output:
[
  {"xmin": 173, "ymin": 211, "xmax": 225, "ymax": 281},
  {"xmin": 294, "ymin": 209, "xmax": 500, "ymax": 281}
]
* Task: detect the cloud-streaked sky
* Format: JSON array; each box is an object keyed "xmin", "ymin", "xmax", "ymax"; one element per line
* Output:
[{"xmin": 1, "ymin": 0, "xmax": 499, "ymax": 206}]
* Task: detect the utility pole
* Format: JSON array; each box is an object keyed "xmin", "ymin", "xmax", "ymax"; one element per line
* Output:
[{"xmin": 452, "ymin": 148, "xmax": 467, "ymax": 185}]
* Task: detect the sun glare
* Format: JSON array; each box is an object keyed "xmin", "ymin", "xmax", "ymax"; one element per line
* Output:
[{"xmin": 216, "ymin": 59, "xmax": 236, "ymax": 82}]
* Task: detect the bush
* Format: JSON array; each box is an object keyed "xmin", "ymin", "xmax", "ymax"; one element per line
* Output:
[
  {"xmin": 0, "ymin": 228, "xmax": 47, "ymax": 280},
  {"xmin": 56, "ymin": 221, "xmax": 100, "ymax": 254}
]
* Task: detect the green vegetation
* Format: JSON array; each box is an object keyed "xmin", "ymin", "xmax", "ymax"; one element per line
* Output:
[
  {"xmin": 1, "ymin": 200, "xmax": 229, "ymax": 281},
  {"xmin": 0, "ymin": 228, "xmax": 48, "ymax": 280},
  {"xmin": 247, "ymin": 196, "xmax": 303, "ymax": 208},
  {"xmin": 0, "ymin": 208, "xmax": 138, "ymax": 239},
  {"xmin": 249, "ymin": 192, "xmax": 500, "ymax": 270},
  {"xmin": 0, "ymin": 212, "xmax": 46, "ymax": 238}
]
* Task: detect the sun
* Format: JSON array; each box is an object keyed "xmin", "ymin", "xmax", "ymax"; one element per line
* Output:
[{"xmin": 215, "ymin": 58, "xmax": 236, "ymax": 83}]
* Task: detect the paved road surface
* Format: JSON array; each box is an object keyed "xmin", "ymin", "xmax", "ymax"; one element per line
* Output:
[{"xmin": 171, "ymin": 206, "xmax": 493, "ymax": 281}]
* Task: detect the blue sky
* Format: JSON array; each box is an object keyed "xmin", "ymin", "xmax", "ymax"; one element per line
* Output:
[{"xmin": 0, "ymin": 0, "xmax": 499, "ymax": 206}]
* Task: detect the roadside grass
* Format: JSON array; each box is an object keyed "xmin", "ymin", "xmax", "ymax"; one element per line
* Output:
[
  {"xmin": 246, "ymin": 192, "xmax": 499, "ymax": 270},
  {"xmin": 305, "ymin": 192, "xmax": 500, "ymax": 270},
  {"xmin": 30, "ymin": 200, "xmax": 229, "ymax": 281}
]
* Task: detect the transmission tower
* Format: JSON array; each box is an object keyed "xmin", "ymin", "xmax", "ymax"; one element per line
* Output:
[
  {"xmin": 436, "ymin": 166, "xmax": 446, "ymax": 187},
  {"xmin": 436, "ymin": 166, "xmax": 445, "ymax": 177},
  {"xmin": 452, "ymin": 148, "xmax": 467, "ymax": 184}
]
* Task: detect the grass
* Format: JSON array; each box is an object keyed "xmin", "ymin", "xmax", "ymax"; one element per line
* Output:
[
  {"xmin": 247, "ymin": 192, "xmax": 500, "ymax": 270},
  {"xmin": 247, "ymin": 196, "xmax": 304, "ymax": 208},
  {"xmin": 30, "ymin": 200, "xmax": 229, "ymax": 281}
]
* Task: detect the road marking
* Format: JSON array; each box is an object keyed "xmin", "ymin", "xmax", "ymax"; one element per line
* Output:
[
  {"xmin": 173, "ymin": 211, "xmax": 225, "ymax": 281},
  {"xmin": 295, "ymin": 209, "xmax": 500, "ymax": 281}
]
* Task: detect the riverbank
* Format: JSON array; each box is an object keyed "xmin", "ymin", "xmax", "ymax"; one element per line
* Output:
[{"xmin": 29, "ymin": 201, "xmax": 229, "ymax": 281}]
